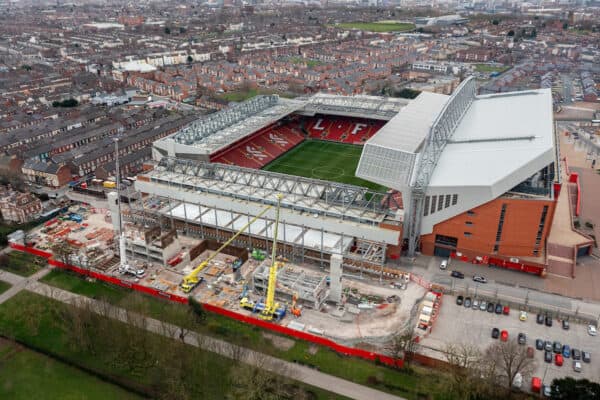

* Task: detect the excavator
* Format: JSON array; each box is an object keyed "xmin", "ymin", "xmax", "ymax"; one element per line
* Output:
[
  {"xmin": 180, "ymin": 203, "xmax": 273, "ymax": 294},
  {"xmin": 240, "ymin": 194, "xmax": 286, "ymax": 321}
]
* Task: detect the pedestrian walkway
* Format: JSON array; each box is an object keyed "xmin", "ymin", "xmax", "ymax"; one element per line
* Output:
[{"xmin": 0, "ymin": 268, "xmax": 50, "ymax": 304}]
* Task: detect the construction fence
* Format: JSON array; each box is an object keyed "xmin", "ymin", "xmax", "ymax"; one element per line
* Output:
[{"xmin": 9, "ymin": 243, "xmax": 403, "ymax": 369}]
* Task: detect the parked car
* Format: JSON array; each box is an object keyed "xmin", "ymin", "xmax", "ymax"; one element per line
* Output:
[
  {"xmin": 572, "ymin": 348, "xmax": 581, "ymax": 360},
  {"xmin": 563, "ymin": 345, "xmax": 571, "ymax": 358},
  {"xmin": 501, "ymin": 330, "xmax": 508, "ymax": 342},
  {"xmin": 555, "ymin": 354, "xmax": 564, "ymax": 366},
  {"xmin": 545, "ymin": 315, "xmax": 553, "ymax": 327},
  {"xmin": 582, "ymin": 351, "xmax": 591, "ymax": 363},
  {"xmin": 573, "ymin": 360, "xmax": 582, "ymax": 372},
  {"xmin": 503, "ymin": 306, "xmax": 510, "ymax": 315},
  {"xmin": 588, "ymin": 325, "xmax": 598, "ymax": 336},
  {"xmin": 518, "ymin": 333, "xmax": 527, "ymax": 345},
  {"xmin": 487, "ymin": 302, "xmax": 495, "ymax": 313},
  {"xmin": 472, "ymin": 299, "xmax": 480, "ymax": 310},
  {"xmin": 536, "ymin": 339, "xmax": 544, "ymax": 350},
  {"xmin": 479, "ymin": 301, "xmax": 487, "ymax": 311},
  {"xmin": 553, "ymin": 341, "xmax": 562, "ymax": 353},
  {"xmin": 536, "ymin": 313, "xmax": 544, "ymax": 324},
  {"xmin": 527, "ymin": 347, "xmax": 534, "ymax": 358},
  {"xmin": 440, "ymin": 260, "xmax": 448, "ymax": 270},
  {"xmin": 492, "ymin": 327, "xmax": 500, "ymax": 339},
  {"xmin": 464, "ymin": 297, "xmax": 472, "ymax": 308},
  {"xmin": 542, "ymin": 385, "xmax": 552, "ymax": 397},
  {"xmin": 544, "ymin": 351, "xmax": 552, "ymax": 363},
  {"xmin": 519, "ymin": 311, "xmax": 528, "ymax": 321},
  {"xmin": 544, "ymin": 341, "xmax": 553, "ymax": 352},
  {"xmin": 494, "ymin": 303, "xmax": 503, "ymax": 314},
  {"xmin": 451, "ymin": 270, "xmax": 465, "ymax": 279},
  {"xmin": 456, "ymin": 295, "xmax": 464, "ymax": 306},
  {"xmin": 473, "ymin": 275, "xmax": 487, "ymax": 284},
  {"xmin": 562, "ymin": 320, "xmax": 570, "ymax": 330}
]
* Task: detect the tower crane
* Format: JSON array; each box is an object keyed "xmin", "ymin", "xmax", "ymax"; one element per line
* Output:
[{"xmin": 180, "ymin": 203, "xmax": 273, "ymax": 293}]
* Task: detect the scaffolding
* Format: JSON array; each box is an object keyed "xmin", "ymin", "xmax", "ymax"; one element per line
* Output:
[{"xmin": 252, "ymin": 259, "xmax": 328, "ymax": 309}]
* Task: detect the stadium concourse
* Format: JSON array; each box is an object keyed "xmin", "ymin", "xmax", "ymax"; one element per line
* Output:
[{"xmin": 143, "ymin": 83, "xmax": 590, "ymax": 277}]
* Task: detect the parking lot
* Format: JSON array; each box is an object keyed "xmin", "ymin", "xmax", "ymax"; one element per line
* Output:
[{"xmin": 421, "ymin": 294, "xmax": 600, "ymax": 389}]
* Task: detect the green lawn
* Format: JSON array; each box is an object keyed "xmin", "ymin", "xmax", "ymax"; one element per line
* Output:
[
  {"xmin": 0, "ymin": 291, "xmax": 348, "ymax": 400},
  {"xmin": 218, "ymin": 88, "xmax": 259, "ymax": 102},
  {"xmin": 263, "ymin": 140, "xmax": 385, "ymax": 191},
  {"xmin": 0, "ymin": 281, "xmax": 11, "ymax": 295},
  {"xmin": 474, "ymin": 64, "xmax": 509, "ymax": 74},
  {"xmin": 289, "ymin": 56, "xmax": 323, "ymax": 67},
  {"xmin": 0, "ymin": 251, "xmax": 45, "ymax": 277},
  {"xmin": 334, "ymin": 22, "xmax": 415, "ymax": 32},
  {"xmin": 40, "ymin": 270, "xmax": 452, "ymax": 400},
  {"xmin": 0, "ymin": 339, "xmax": 142, "ymax": 400}
]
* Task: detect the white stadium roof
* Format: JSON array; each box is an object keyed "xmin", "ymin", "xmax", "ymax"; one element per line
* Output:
[{"xmin": 429, "ymin": 89, "xmax": 554, "ymax": 190}]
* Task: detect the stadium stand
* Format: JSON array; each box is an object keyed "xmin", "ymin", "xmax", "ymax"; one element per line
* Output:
[
  {"xmin": 305, "ymin": 115, "xmax": 385, "ymax": 144},
  {"xmin": 212, "ymin": 122, "xmax": 304, "ymax": 169}
]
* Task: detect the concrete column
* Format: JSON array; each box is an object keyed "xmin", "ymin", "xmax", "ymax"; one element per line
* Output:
[
  {"xmin": 329, "ymin": 253, "xmax": 343, "ymax": 304},
  {"xmin": 107, "ymin": 191, "xmax": 121, "ymax": 235}
]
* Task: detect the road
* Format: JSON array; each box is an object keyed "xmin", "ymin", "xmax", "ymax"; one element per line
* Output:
[{"xmin": 0, "ymin": 267, "xmax": 405, "ymax": 400}]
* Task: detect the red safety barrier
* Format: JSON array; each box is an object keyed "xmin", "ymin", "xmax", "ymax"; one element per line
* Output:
[{"xmin": 9, "ymin": 243, "xmax": 402, "ymax": 368}]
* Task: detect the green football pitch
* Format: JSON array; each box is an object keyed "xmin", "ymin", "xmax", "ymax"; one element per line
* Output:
[{"xmin": 262, "ymin": 140, "xmax": 385, "ymax": 191}]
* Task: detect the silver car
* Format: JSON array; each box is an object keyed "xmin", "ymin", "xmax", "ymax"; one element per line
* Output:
[
  {"xmin": 472, "ymin": 299, "xmax": 480, "ymax": 310},
  {"xmin": 479, "ymin": 301, "xmax": 487, "ymax": 311}
]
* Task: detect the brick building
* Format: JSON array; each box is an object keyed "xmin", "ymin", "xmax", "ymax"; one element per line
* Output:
[{"xmin": 0, "ymin": 188, "xmax": 42, "ymax": 223}]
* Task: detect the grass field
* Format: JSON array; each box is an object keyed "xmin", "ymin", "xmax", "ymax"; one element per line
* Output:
[
  {"xmin": 0, "ymin": 251, "xmax": 45, "ymax": 277},
  {"xmin": 474, "ymin": 64, "xmax": 509, "ymax": 74},
  {"xmin": 0, "ymin": 339, "xmax": 142, "ymax": 400},
  {"xmin": 334, "ymin": 22, "xmax": 415, "ymax": 32},
  {"xmin": 0, "ymin": 281, "xmax": 11, "ymax": 295},
  {"xmin": 263, "ymin": 140, "xmax": 386, "ymax": 191}
]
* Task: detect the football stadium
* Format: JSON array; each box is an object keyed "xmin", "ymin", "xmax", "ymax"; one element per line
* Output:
[{"xmin": 140, "ymin": 77, "xmax": 592, "ymax": 277}]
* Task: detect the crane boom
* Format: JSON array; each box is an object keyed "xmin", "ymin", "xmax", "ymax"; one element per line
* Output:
[
  {"xmin": 261, "ymin": 194, "xmax": 283, "ymax": 319},
  {"xmin": 180, "ymin": 203, "xmax": 273, "ymax": 292}
]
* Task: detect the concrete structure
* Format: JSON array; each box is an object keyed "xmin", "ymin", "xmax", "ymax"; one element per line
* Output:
[{"xmin": 0, "ymin": 189, "xmax": 42, "ymax": 223}]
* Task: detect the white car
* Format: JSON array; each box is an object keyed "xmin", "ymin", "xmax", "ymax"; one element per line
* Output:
[
  {"xmin": 588, "ymin": 325, "xmax": 598, "ymax": 336},
  {"xmin": 440, "ymin": 260, "xmax": 448, "ymax": 270}
]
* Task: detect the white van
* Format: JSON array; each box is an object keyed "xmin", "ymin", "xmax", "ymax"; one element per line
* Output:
[{"xmin": 440, "ymin": 259, "xmax": 448, "ymax": 270}]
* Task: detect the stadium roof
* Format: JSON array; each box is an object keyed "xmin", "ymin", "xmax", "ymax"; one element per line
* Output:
[
  {"xmin": 302, "ymin": 93, "xmax": 408, "ymax": 120},
  {"xmin": 428, "ymin": 89, "xmax": 555, "ymax": 190},
  {"xmin": 355, "ymin": 92, "xmax": 449, "ymax": 189},
  {"xmin": 155, "ymin": 95, "xmax": 305, "ymax": 156}
]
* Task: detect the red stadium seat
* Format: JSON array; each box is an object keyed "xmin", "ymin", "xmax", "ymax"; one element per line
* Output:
[{"xmin": 305, "ymin": 115, "xmax": 383, "ymax": 144}]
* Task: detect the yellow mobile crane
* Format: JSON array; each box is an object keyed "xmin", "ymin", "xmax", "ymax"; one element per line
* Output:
[
  {"xmin": 239, "ymin": 194, "xmax": 286, "ymax": 321},
  {"xmin": 180, "ymin": 204, "xmax": 273, "ymax": 293}
]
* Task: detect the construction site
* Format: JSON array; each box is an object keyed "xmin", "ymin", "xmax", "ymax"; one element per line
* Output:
[{"xmin": 17, "ymin": 186, "xmax": 428, "ymax": 348}]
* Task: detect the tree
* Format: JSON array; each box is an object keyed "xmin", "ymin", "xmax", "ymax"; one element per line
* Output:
[
  {"xmin": 563, "ymin": 22, "xmax": 569, "ymax": 30},
  {"xmin": 50, "ymin": 241, "xmax": 74, "ymax": 267},
  {"xmin": 485, "ymin": 339, "xmax": 536, "ymax": 389},
  {"xmin": 227, "ymin": 353, "xmax": 293, "ymax": 400},
  {"xmin": 443, "ymin": 343, "xmax": 490, "ymax": 399},
  {"xmin": 507, "ymin": 30, "xmax": 515, "ymax": 37},
  {"xmin": 187, "ymin": 55, "xmax": 193, "ymax": 64},
  {"xmin": 550, "ymin": 377, "xmax": 600, "ymax": 400},
  {"xmin": 385, "ymin": 329, "xmax": 418, "ymax": 367},
  {"xmin": 492, "ymin": 19, "xmax": 499, "ymax": 25},
  {"xmin": 179, "ymin": 27, "xmax": 186, "ymax": 34},
  {"xmin": 0, "ymin": 253, "xmax": 8, "ymax": 268},
  {"xmin": 188, "ymin": 296, "xmax": 207, "ymax": 323},
  {"xmin": 164, "ymin": 26, "xmax": 171, "ymax": 34}
]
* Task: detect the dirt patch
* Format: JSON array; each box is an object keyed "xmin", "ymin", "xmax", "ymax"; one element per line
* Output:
[
  {"xmin": 262, "ymin": 332, "xmax": 295, "ymax": 351},
  {"xmin": 307, "ymin": 344, "xmax": 319, "ymax": 355}
]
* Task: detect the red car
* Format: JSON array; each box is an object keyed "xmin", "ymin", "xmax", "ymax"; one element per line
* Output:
[
  {"xmin": 555, "ymin": 354, "xmax": 564, "ymax": 366},
  {"xmin": 501, "ymin": 330, "xmax": 508, "ymax": 342},
  {"xmin": 503, "ymin": 306, "xmax": 510, "ymax": 315}
]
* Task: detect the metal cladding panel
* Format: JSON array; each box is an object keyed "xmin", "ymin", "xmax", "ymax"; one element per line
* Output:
[{"xmin": 355, "ymin": 143, "xmax": 416, "ymax": 190}]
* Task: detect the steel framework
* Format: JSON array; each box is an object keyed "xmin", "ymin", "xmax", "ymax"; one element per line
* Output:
[
  {"xmin": 155, "ymin": 157, "xmax": 401, "ymax": 223},
  {"xmin": 304, "ymin": 93, "xmax": 406, "ymax": 119},
  {"xmin": 406, "ymin": 77, "xmax": 476, "ymax": 256},
  {"xmin": 173, "ymin": 95, "xmax": 279, "ymax": 145}
]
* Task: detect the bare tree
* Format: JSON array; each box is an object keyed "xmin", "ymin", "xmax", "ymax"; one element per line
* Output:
[
  {"xmin": 386, "ymin": 329, "xmax": 418, "ymax": 366},
  {"xmin": 443, "ymin": 342, "xmax": 490, "ymax": 399},
  {"xmin": 227, "ymin": 353, "xmax": 292, "ymax": 400},
  {"xmin": 485, "ymin": 339, "xmax": 536, "ymax": 389}
]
